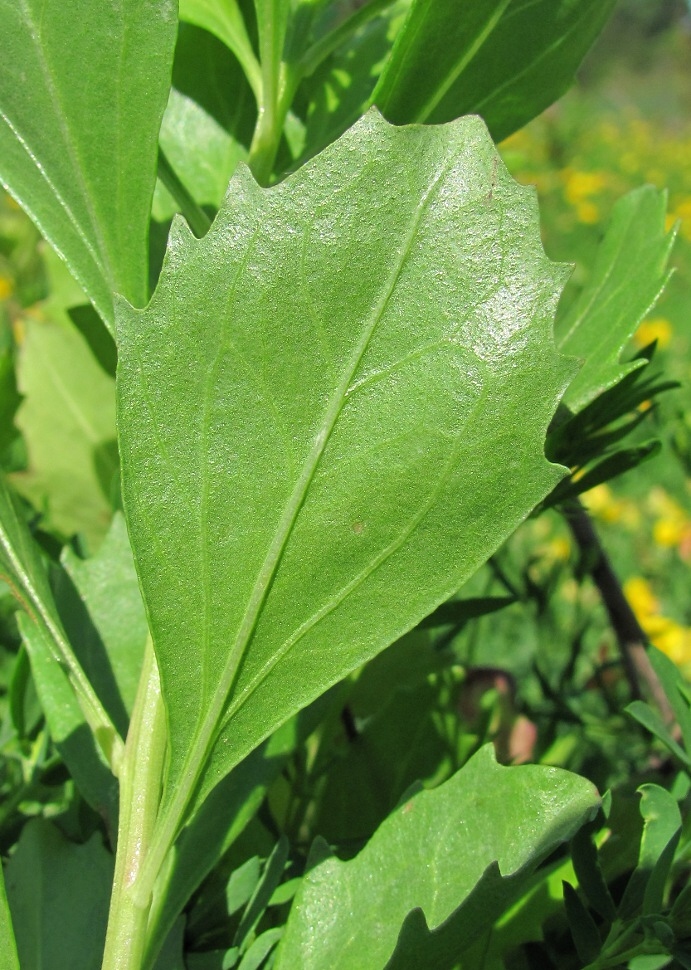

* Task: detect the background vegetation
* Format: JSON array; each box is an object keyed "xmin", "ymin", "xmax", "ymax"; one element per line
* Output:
[{"xmin": 0, "ymin": 1, "xmax": 690, "ymax": 967}]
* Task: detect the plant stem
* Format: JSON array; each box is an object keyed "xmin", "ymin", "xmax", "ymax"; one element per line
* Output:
[
  {"xmin": 101, "ymin": 637, "xmax": 167, "ymax": 970},
  {"xmin": 157, "ymin": 150, "xmax": 212, "ymax": 238},
  {"xmin": 564, "ymin": 499, "xmax": 675, "ymax": 724}
]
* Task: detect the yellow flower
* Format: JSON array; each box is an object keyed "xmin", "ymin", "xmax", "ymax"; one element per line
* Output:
[
  {"xmin": 0, "ymin": 275, "xmax": 13, "ymax": 300},
  {"xmin": 634, "ymin": 317, "xmax": 672, "ymax": 350},
  {"xmin": 624, "ymin": 576, "xmax": 659, "ymax": 620},
  {"xmin": 584, "ymin": 484, "xmax": 640, "ymax": 528},
  {"xmin": 562, "ymin": 169, "xmax": 608, "ymax": 205},
  {"xmin": 624, "ymin": 576, "xmax": 691, "ymax": 674}
]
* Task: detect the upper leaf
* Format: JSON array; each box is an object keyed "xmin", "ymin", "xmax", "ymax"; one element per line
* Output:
[
  {"xmin": 116, "ymin": 110, "xmax": 573, "ymax": 835},
  {"xmin": 557, "ymin": 186, "xmax": 677, "ymax": 413},
  {"xmin": 371, "ymin": 0, "xmax": 617, "ymax": 140},
  {"xmin": 274, "ymin": 746, "xmax": 599, "ymax": 970},
  {"xmin": 0, "ymin": 0, "xmax": 177, "ymax": 329}
]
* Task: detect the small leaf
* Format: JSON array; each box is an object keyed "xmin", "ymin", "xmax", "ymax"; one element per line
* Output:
[
  {"xmin": 179, "ymin": 0, "xmax": 262, "ymax": 101},
  {"xmin": 59, "ymin": 513, "xmax": 149, "ymax": 732},
  {"xmin": 371, "ymin": 0, "xmax": 617, "ymax": 140},
  {"xmin": 4, "ymin": 819, "xmax": 113, "ymax": 970},
  {"xmin": 155, "ymin": 24, "xmax": 257, "ymax": 222},
  {"xmin": 417, "ymin": 595, "xmax": 515, "ymax": 629},
  {"xmin": 571, "ymin": 826, "xmax": 617, "ymax": 923},
  {"xmin": 626, "ymin": 700, "xmax": 691, "ymax": 770},
  {"xmin": 234, "ymin": 838, "xmax": 290, "ymax": 952},
  {"xmin": 647, "ymin": 646, "xmax": 691, "ymax": 755},
  {"xmin": 274, "ymin": 745, "xmax": 599, "ymax": 969},
  {"xmin": 619, "ymin": 785, "xmax": 682, "ymax": 919},
  {"xmin": 237, "ymin": 928, "xmax": 283, "ymax": 970},
  {"xmin": 557, "ymin": 187, "xmax": 676, "ymax": 414},
  {"xmin": 17, "ymin": 613, "xmax": 119, "ymax": 825},
  {"xmin": 0, "ymin": 472, "xmax": 122, "ymax": 772},
  {"xmin": 563, "ymin": 881, "xmax": 602, "ymax": 964},
  {"xmin": 117, "ymin": 111, "xmax": 573, "ymax": 846}
]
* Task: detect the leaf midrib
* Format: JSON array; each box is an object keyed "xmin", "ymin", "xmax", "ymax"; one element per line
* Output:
[{"xmin": 153, "ymin": 155, "xmax": 456, "ymax": 855}]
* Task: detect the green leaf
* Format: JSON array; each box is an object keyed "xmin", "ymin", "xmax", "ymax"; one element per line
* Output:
[
  {"xmin": 12, "ymin": 307, "xmax": 117, "ymax": 549},
  {"xmin": 563, "ymin": 881, "xmax": 602, "ymax": 964},
  {"xmin": 647, "ymin": 646, "xmax": 691, "ymax": 755},
  {"xmin": 557, "ymin": 186, "xmax": 677, "ymax": 414},
  {"xmin": 0, "ymin": 861, "xmax": 19, "ymax": 970},
  {"xmin": 0, "ymin": 0, "xmax": 177, "ymax": 329},
  {"xmin": 626, "ymin": 700, "xmax": 691, "ymax": 770},
  {"xmin": 155, "ymin": 24, "xmax": 257, "ymax": 222},
  {"xmin": 295, "ymin": 1, "xmax": 408, "ymax": 164},
  {"xmin": 371, "ymin": 0, "xmax": 617, "ymax": 140},
  {"xmin": 117, "ymin": 110, "xmax": 572, "ymax": 865},
  {"xmin": 4, "ymin": 819, "xmax": 113, "ymax": 970},
  {"xmin": 0, "ymin": 472, "xmax": 123, "ymax": 770},
  {"xmin": 620, "ymin": 785, "xmax": 682, "ymax": 919},
  {"xmin": 180, "ymin": 0, "xmax": 262, "ymax": 101},
  {"xmin": 17, "ymin": 613, "xmax": 119, "ymax": 824},
  {"xmin": 274, "ymin": 745, "xmax": 599, "ymax": 969},
  {"xmin": 59, "ymin": 513, "xmax": 149, "ymax": 733},
  {"xmin": 144, "ymin": 722, "xmax": 298, "ymax": 967}
]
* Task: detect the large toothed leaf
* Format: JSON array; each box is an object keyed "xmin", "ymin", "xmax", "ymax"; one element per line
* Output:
[
  {"xmin": 371, "ymin": 0, "xmax": 617, "ymax": 140},
  {"xmin": 0, "ymin": 0, "xmax": 177, "ymax": 329},
  {"xmin": 116, "ymin": 111, "xmax": 573, "ymax": 831},
  {"xmin": 557, "ymin": 186, "xmax": 677, "ymax": 414},
  {"xmin": 274, "ymin": 746, "xmax": 599, "ymax": 970}
]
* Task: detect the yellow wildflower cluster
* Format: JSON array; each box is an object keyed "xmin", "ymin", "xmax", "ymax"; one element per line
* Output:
[
  {"xmin": 585, "ymin": 483, "xmax": 691, "ymax": 560},
  {"xmin": 561, "ymin": 168, "xmax": 608, "ymax": 224},
  {"xmin": 502, "ymin": 109, "xmax": 691, "ymax": 237},
  {"xmin": 624, "ymin": 576, "xmax": 691, "ymax": 676}
]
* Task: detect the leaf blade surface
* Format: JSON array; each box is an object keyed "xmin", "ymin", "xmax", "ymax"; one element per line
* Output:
[
  {"xmin": 274, "ymin": 746, "xmax": 599, "ymax": 970},
  {"xmin": 371, "ymin": 0, "xmax": 617, "ymax": 140},
  {"xmin": 0, "ymin": 0, "xmax": 177, "ymax": 328},
  {"xmin": 557, "ymin": 186, "xmax": 676, "ymax": 413},
  {"xmin": 116, "ymin": 111, "xmax": 573, "ymax": 828}
]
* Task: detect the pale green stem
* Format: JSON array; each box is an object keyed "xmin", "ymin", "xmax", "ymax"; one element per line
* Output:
[
  {"xmin": 101, "ymin": 637, "xmax": 167, "ymax": 970},
  {"xmin": 247, "ymin": 0, "xmax": 299, "ymax": 185}
]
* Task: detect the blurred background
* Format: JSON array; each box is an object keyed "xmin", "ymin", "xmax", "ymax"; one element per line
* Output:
[{"xmin": 497, "ymin": 0, "xmax": 691, "ymax": 683}]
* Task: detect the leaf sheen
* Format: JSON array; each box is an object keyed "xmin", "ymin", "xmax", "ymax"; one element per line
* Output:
[
  {"xmin": 116, "ymin": 110, "xmax": 573, "ymax": 824},
  {"xmin": 274, "ymin": 745, "xmax": 599, "ymax": 970}
]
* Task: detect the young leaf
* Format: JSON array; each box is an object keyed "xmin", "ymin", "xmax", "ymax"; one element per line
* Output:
[
  {"xmin": 17, "ymin": 613, "xmax": 119, "ymax": 824},
  {"xmin": 274, "ymin": 745, "xmax": 599, "ymax": 969},
  {"xmin": 0, "ymin": 473, "xmax": 123, "ymax": 770},
  {"xmin": 155, "ymin": 24, "xmax": 257, "ymax": 224},
  {"xmin": 0, "ymin": 0, "xmax": 177, "ymax": 329},
  {"xmin": 557, "ymin": 186, "xmax": 677, "ymax": 414},
  {"xmin": 179, "ymin": 0, "xmax": 262, "ymax": 102},
  {"xmin": 371, "ymin": 0, "xmax": 617, "ymax": 140},
  {"xmin": 4, "ymin": 819, "xmax": 113, "ymax": 970},
  {"xmin": 619, "ymin": 785, "xmax": 682, "ymax": 919},
  {"xmin": 59, "ymin": 513, "xmax": 149, "ymax": 732},
  {"xmin": 116, "ymin": 110, "xmax": 573, "ymax": 867}
]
